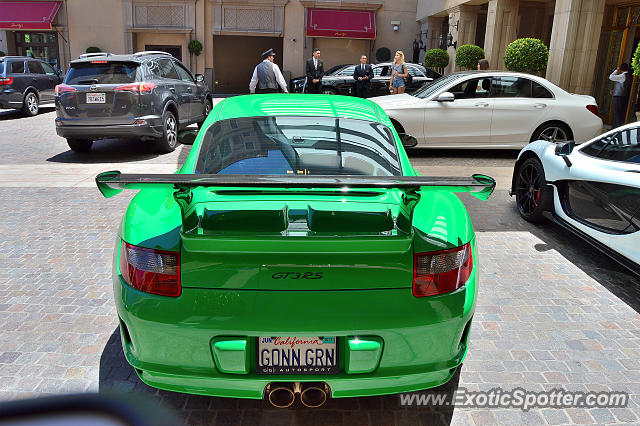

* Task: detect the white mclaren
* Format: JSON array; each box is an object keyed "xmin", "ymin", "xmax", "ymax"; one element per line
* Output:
[
  {"xmin": 511, "ymin": 122, "xmax": 640, "ymax": 275},
  {"xmin": 371, "ymin": 71, "xmax": 603, "ymax": 149}
]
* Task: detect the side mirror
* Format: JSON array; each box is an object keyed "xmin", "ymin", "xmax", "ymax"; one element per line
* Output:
[
  {"xmin": 178, "ymin": 129, "xmax": 198, "ymax": 145},
  {"xmin": 195, "ymin": 74, "xmax": 205, "ymax": 83},
  {"xmin": 398, "ymin": 133, "xmax": 418, "ymax": 148},
  {"xmin": 554, "ymin": 140, "xmax": 575, "ymax": 167},
  {"xmin": 436, "ymin": 92, "xmax": 454, "ymax": 102}
]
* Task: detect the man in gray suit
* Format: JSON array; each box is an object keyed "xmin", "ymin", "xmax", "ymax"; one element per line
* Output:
[{"xmin": 249, "ymin": 48, "xmax": 289, "ymax": 94}]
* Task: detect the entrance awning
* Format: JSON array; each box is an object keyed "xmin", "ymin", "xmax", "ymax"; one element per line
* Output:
[
  {"xmin": 306, "ymin": 8, "xmax": 376, "ymax": 39},
  {"xmin": 0, "ymin": 1, "xmax": 61, "ymax": 31}
]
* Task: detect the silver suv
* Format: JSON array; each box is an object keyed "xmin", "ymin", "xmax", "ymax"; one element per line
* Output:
[{"xmin": 55, "ymin": 51, "xmax": 213, "ymax": 153}]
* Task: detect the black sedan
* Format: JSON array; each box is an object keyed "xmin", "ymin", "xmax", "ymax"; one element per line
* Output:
[{"xmin": 291, "ymin": 63, "xmax": 440, "ymax": 96}]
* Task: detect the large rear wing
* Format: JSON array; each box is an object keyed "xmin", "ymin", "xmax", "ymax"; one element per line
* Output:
[
  {"xmin": 96, "ymin": 171, "xmax": 495, "ymax": 233},
  {"xmin": 96, "ymin": 171, "xmax": 495, "ymax": 199}
]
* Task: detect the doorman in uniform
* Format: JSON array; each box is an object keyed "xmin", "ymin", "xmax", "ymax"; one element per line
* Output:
[{"xmin": 249, "ymin": 48, "xmax": 288, "ymax": 94}]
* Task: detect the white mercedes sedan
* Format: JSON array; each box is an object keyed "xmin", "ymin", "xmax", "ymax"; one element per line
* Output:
[{"xmin": 371, "ymin": 71, "xmax": 603, "ymax": 149}]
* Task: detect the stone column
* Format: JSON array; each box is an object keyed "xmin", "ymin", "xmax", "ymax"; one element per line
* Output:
[
  {"xmin": 446, "ymin": 5, "xmax": 480, "ymax": 72},
  {"xmin": 483, "ymin": 0, "xmax": 519, "ymax": 70},
  {"xmin": 545, "ymin": 0, "xmax": 606, "ymax": 94},
  {"xmin": 424, "ymin": 17, "xmax": 444, "ymax": 51}
]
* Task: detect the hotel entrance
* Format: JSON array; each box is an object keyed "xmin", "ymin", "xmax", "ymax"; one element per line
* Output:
[
  {"xmin": 592, "ymin": 5, "xmax": 640, "ymax": 125},
  {"xmin": 15, "ymin": 32, "xmax": 60, "ymax": 69}
]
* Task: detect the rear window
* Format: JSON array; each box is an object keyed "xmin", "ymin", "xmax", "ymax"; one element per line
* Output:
[
  {"xmin": 65, "ymin": 62, "xmax": 139, "ymax": 85},
  {"xmin": 11, "ymin": 61, "xmax": 24, "ymax": 74},
  {"xmin": 195, "ymin": 116, "xmax": 401, "ymax": 176}
]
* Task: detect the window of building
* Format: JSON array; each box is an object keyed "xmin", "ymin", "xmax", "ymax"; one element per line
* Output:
[{"xmin": 15, "ymin": 32, "xmax": 59, "ymax": 68}]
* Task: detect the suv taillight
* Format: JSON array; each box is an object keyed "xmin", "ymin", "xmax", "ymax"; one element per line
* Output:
[
  {"xmin": 55, "ymin": 84, "xmax": 76, "ymax": 95},
  {"xmin": 413, "ymin": 243, "xmax": 473, "ymax": 297},
  {"xmin": 114, "ymin": 82, "xmax": 157, "ymax": 94},
  {"xmin": 0, "ymin": 77, "xmax": 13, "ymax": 85},
  {"xmin": 119, "ymin": 241, "xmax": 181, "ymax": 297}
]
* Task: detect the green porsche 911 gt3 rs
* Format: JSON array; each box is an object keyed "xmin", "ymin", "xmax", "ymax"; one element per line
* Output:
[{"xmin": 96, "ymin": 94, "xmax": 494, "ymax": 408}]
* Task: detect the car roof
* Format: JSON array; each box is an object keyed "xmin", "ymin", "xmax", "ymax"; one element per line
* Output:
[
  {"xmin": 69, "ymin": 52, "xmax": 175, "ymax": 65},
  {"xmin": 0, "ymin": 56, "xmax": 45, "ymax": 61},
  {"xmin": 215, "ymin": 94, "xmax": 382, "ymax": 123}
]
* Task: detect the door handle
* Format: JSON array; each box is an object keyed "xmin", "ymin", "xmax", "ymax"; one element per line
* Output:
[
  {"xmin": 474, "ymin": 102, "xmax": 489, "ymax": 108},
  {"xmin": 169, "ymin": 87, "xmax": 175, "ymax": 93},
  {"xmin": 187, "ymin": 87, "xmax": 192, "ymax": 93},
  {"xmin": 534, "ymin": 103, "xmax": 547, "ymax": 109}
]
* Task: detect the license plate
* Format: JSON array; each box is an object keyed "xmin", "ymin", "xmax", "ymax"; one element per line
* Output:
[
  {"xmin": 86, "ymin": 93, "xmax": 105, "ymax": 103},
  {"xmin": 257, "ymin": 336, "xmax": 338, "ymax": 375}
]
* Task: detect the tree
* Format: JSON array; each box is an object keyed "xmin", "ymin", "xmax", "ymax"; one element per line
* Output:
[
  {"xmin": 455, "ymin": 44, "xmax": 485, "ymax": 70},
  {"xmin": 424, "ymin": 49, "xmax": 449, "ymax": 70},
  {"xmin": 503, "ymin": 38, "xmax": 549, "ymax": 75}
]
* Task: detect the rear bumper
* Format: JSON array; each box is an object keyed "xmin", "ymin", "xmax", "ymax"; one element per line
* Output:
[
  {"xmin": 55, "ymin": 116, "xmax": 163, "ymax": 140},
  {"xmin": 114, "ymin": 260, "xmax": 477, "ymax": 399}
]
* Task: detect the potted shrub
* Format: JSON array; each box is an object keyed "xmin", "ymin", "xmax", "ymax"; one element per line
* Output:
[
  {"xmin": 424, "ymin": 48, "xmax": 449, "ymax": 74},
  {"xmin": 85, "ymin": 46, "xmax": 101, "ymax": 54},
  {"xmin": 188, "ymin": 39, "xmax": 203, "ymax": 70},
  {"xmin": 503, "ymin": 38, "xmax": 549, "ymax": 75},
  {"xmin": 376, "ymin": 47, "xmax": 391, "ymax": 63},
  {"xmin": 455, "ymin": 44, "xmax": 484, "ymax": 70},
  {"xmin": 632, "ymin": 43, "xmax": 640, "ymax": 121}
]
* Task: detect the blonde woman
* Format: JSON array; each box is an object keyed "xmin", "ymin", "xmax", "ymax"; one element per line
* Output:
[{"xmin": 389, "ymin": 51, "xmax": 409, "ymax": 94}]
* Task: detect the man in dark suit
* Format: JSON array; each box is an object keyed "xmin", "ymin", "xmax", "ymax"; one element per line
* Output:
[
  {"xmin": 353, "ymin": 55, "xmax": 374, "ymax": 98},
  {"xmin": 305, "ymin": 48, "xmax": 324, "ymax": 94}
]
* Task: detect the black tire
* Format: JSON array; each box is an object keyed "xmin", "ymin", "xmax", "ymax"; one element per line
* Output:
[
  {"xmin": 514, "ymin": 157, "xmax": 553, "ymax": 223},
  {"xmin": 322, "ymin": 87, "xmax": 338, "ymax": 95},
  {"xmin": 531, "ymin": 122, "xmax": 571, "ymax": 143},
  {"xmin": 197, "ymin": 99, "xmax": 212, "ymax": 129},
  {"xmin": 22, "ymin": 92, "xmax": 39, "ymax": 116},
  {"xmin": 67, "ymin": 138, "xmax": 93, "ymax": 152},
  {"xmin": 155, "ymin": 110, "xmax": 178, "ymax": 153}
]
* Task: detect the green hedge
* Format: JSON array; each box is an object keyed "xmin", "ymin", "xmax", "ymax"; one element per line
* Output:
[
  {"xmin": 503, "ymin": 38, "xmax": 549, "ymax": 74},
  {"xmin": 424, "ymin": 49, "xmax": 449, "ymax": 69},
  {"xmin": 455, "ymin": 44, "xmax": 484, "ymax": 70},
  {"xmin": 376, "ymin": 47, "xmax": 391, "ymax": 62}
]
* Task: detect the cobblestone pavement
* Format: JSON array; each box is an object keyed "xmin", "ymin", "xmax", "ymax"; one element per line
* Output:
[{"xmin": 1, "ymin": 110, "xmax": 640, "ymax": 425}]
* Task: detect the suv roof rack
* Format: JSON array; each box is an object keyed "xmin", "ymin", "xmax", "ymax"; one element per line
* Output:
[
  {"xmin": 133, "ymin": 51, "xmax": 173, "ymax": 58},
  {"xmin": 78, "ymin": 52, "xmax": 112, "ymax": 59}
]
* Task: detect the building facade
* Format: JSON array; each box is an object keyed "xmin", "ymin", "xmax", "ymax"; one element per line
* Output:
[
  {"xmin": 417, "ymin": 0, "xmax": 640, "ymax": 124},
  {"xmin": 0, "ymin": 0, "xmax": 423, "ymax": 94}
]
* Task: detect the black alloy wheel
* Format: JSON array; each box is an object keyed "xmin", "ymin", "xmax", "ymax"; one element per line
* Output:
[{"xmin": 515, "ymin": 157, "xmax": 552, "ymax": 223}]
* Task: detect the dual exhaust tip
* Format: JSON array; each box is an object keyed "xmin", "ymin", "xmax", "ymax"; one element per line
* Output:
[{"xmin": 266, "ymin": 382, "xmax": 329, "ymax": 408}]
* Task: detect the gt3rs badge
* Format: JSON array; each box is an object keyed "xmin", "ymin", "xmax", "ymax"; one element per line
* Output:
[{"xmin": 271, "ymin": 272, "xmax": 323, "ymax": 279}]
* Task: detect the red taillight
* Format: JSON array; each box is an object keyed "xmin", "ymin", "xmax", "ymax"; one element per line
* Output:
[
  {"xmin": 55, "ymin": 84, "xmax": 76, "ymax": 95},
  {"xmin": 114, "ymin": 82, "xmax": 157, "ymax": 93},
  {"xmin": 413, "ymin": 243, "xmax": 473, "ymax": 297},
  {"xmin": 119, "ymin": 241, "xmax": 181, "ymax": 297},
  {"xmin": 586, "ymin": 105, "xmax": 599, "ymax": 116},
  {"xmin": 91, "ymin": 60, "xmax": 108, "ymax": 63},
  {"xmin": 0, "ymin": 77, "xmax": 13, "ymax": 85}
]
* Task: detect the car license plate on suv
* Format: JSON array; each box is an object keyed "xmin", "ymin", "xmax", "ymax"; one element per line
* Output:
[
  {"xmin": 257, "ymin": 336, "xmax": 338, "ymax": 375},
  {"xmin": 86, "ymin": 93, "xmax": 105, "ymax": 104}
]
